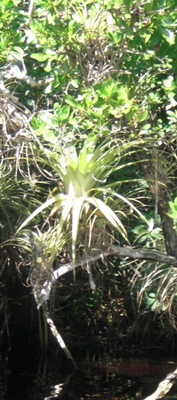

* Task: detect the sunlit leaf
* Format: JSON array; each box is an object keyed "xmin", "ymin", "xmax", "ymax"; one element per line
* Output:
[
  {"xmin": 30, "ymin": 53, "xmax": 49, "ymax": 62},
  {"xmin": 160, "ymin": 27, "xmax": 175, "ymax": 44},
  {"xmin": 137, "ymin": 110, "xmax": 148, "ymax": 122}
]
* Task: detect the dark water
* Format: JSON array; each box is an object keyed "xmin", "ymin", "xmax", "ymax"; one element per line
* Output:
[
  {"xmin": 1, "ymin": 340, "xmax": 177, "ymax": 400},
  {"xmin": 2, "ymin": 273, "xmax": 177, "ymax": 399}
]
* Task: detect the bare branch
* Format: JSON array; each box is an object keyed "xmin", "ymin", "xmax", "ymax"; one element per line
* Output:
[
  {"xmin": 34, "ymin": 245, "xmax": 177, "ymax": 309},
  {"xmin": 28, "ymin": 0, "xmax": 34, "ymax": 17},
  {"xmin": 110, "ymin": 245, "xmax": 177, "ymax": 266},
  {"xmin": 143, "ymin": 367, "xmax": 177, "ymax": 400}
]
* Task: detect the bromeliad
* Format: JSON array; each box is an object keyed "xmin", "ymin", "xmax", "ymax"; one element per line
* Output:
[{"xmin": 17, "ymin": 134, "xmax": 147, "ymax": 267}]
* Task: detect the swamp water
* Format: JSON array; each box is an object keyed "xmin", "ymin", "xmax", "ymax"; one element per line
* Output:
[{"xmin": 1, "ymin": 341, "xmax": 177, "ymax": 400}]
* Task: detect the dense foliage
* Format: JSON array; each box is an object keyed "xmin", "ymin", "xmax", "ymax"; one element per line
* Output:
[{"xmin": 1, "ymin": 0, "xmax": 177, "ymax": 346}]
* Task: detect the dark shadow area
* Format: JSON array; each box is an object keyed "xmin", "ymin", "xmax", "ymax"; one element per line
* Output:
[{"xmin": 1, "ymin": 266, "xmax": 177, "ymax": 400}]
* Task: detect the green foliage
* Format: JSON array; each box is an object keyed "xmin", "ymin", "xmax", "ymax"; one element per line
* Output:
[
  {"xmin": 168, "ymin": 198, "xmax": 177, "ymax": 220},
  {"xmin": 17, "ymin": 134, "xmax": 148, "ymax": 266},
  {"xmin": 132, "ymin": 213, "xmax": 163, "ymax": 248},
  {"xmin": 145, "ymin": 292, "xmax": 167, "ymax": 312},
  {"xmin": 1, "ymin": 0, "xmax": 177, "ymax": 336},
  {"xmin": 0, "ymin": 165, "xmax": 42, "ymax": 240}
]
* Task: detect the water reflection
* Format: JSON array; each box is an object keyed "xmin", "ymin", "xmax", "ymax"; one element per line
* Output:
[{"xmin": 1, "ymin": 345, "xmax": 176, "ymax": 400}]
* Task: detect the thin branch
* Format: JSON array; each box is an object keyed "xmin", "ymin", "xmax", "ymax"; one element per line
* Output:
[{"xmin": 28, "ymin": 0, "xmax": 34, "ymax": 17}]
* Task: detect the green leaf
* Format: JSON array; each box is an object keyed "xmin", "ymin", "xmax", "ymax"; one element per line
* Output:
[
  {"xmin": 45, "ymin": 84, "xmax": 53, "ymax": 93},
  {"xmin": 87, "ymin": 197, "xmax": 127, "ymax": 239},
  {"xmin": 160, "ymin": 27, "xmax": 175, "ymax": 45},
  {"xmin": 57, "ymin": 105, "xmax": 70, "ymax": 121},
  {"xmin": 168, "ymin": 199, "xmax": 177, "ymax": 219},
  {"xmin": 59, "ymin": 196, "xmax": 74, "ymax": 224},
  {"xmin": 71, "ymin": 197, "xmax": 85, "ymax": 263},
  {"xmin": 16, "ymin": 195, "xmax": 59, "ymax": 233},
  {"xmin": 44, "ymin": 59, "xmax": 52, "ymax": 72},
  {"xmin": 30, "ymin": 53, "xmax": 49, "ymax": 62},
  {"xmin": 5, "ymin": 0, "xmax": 14, "ymax": 8},
  {"xmin": 137, "ymin": 110, "xmax": 148, "ymax": 122},
  {"xmin": 77, "ymin": 135, "xmax": 96, "ymax": 175},
  {"xmin": 25, "ymin": 29, "xmax": 36, "ymax": 43},
  {"xmin": 162, "ymin": 76, "xmax": 176, "ymax": 90},
  {"xmin": 98, "ymin": 188, "xmax": 148, "ymax": 226},
  {"xmin": 65, "ymin": 95, "xmax": 83, "ymax": 110}
]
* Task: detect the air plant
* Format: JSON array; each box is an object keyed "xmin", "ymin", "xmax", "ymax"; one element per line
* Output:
[{"xmin": 17, "ymin": 133, "xmax": 148, "ymax": 268}]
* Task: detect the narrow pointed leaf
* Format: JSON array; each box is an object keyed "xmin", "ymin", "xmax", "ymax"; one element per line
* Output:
[
  {"xmin": 16, "ymin": 194, "xmax": 62, "ymax": 233},
  {"xmin": 77, "ymin": 142, "xmax": 89, "ymax": 175},
  {"xmin": 87, "ymin": 197, "xmax": 127, "ymax": 239},
  {"xmin": 71, "ymin": 197, "xmax": 85, "ymax": 263},
  {"xmin": 59, "ymin": 196, "xmax": 75, "ymax": 225},
  {"xmin": 95, "ymin": 188, "xmax": 149, "ymax": 226}
]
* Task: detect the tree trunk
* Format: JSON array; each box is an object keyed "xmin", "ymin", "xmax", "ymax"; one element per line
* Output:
[
  {"xmin": 138, "ymin": 151, "xmax": 177, "ymax": 257},
  {"xmin": 158, "ymin": 195, "xmax": 177, "ymax": 257}
]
